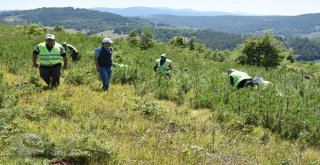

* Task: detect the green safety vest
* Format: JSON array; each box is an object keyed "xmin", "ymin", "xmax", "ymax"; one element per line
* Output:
[
  {"xmin": 156, "ymin": 59, "xmax": 171, "ymax": 75},
  {"xmin": 38, "ymin": 43, "xmax": 62, "ymax": 66},
  {"xmin": 230, "ymin": 71, "xmax": 252, "ymax": 87}
]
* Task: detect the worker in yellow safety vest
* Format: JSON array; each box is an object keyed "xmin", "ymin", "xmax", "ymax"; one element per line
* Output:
[
  {"xmin": 32, "ymin": 34, "xmax": 68, "ymax": 88},
  {"xmin": 228, "ymin": 69, "xmax": 253, "ymax": 89},
  {"xmin": 154, "ymin": 53, "xmax": 173, "ymax": 77}
]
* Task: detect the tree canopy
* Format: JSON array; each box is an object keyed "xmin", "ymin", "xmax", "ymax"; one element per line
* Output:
[{"xmin": 236, "ymin": 33, "xmax": 285, "ymax": 69}]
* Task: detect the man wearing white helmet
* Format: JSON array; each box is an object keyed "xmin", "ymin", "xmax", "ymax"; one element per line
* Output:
[
  {"xmin": 32, "ymin": 34, "xmax": 68, "ymax": 88},
  {"xmin": 94, "ymin": 37, "xmax": 114, "ymax": 91},
  {"xmin": 154, "ymin": 53, "xmax": 173, "ymax": 77}
]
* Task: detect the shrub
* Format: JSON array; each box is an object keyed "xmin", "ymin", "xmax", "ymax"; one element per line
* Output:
[
  {"xmin": 128, "ymin": 28, "xmax": 138, "ymax": 45},
  {"xmin": 133, "ymin": 99, "xmax": 163, "ymax": 118},
  {"xmin": 22, "ymin": 108, "xmax": 43, "ymax": 121},
  {"xmin": 54, "ymin": 25, "xmax": 64, "ymax": 32},
  {"xmin": 64, "ymin": 71, "xmax": 85, "ymax": 85},
  {"xmin": 24, "ymin": 24, "xmax": 46, "ymax": 35},
  {"xmin": 170, "ymin": 36, "xmax": 186, "ymax": 48},
  {"xmin": 236, "ymin": 32, "xmax": 285, "ymax": 69},
  {"xmin": 190, "ymin": 93, "xmax": 214, "ymax": 109},
  {"xmin": 53, "ymin": 136, "xmax": 114, "ymax": 164},
  {"xmin": 112, "ymin": 66, "xmax": 137, "ymax": 85},
  {"xmin": 154, "ymin": 77, "xmax": 173, "ymax": 100},
  {"xmin": 6, "ymin": 133, "xmax": 55, "ymax": 159},
  {"xmin": 45, "ymin": 95, "xmax": 72, "ymax": 118},
  {"xmin": 139, "ymin": 27, "xmax": 154, "ymax": 50}
]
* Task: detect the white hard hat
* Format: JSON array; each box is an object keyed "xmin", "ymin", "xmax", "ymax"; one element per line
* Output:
[
  {"xmin": 102, "ymin": 37, "xmax": 113, "ymax": 43},
  {"xmin": 253, "ymin": 77, "xmax": 264, "ymax": 84},
  {"xmin": 45, "ymin": 34, "xmax": 55, "ymax": 40},
  {"xmin": 161, "ymin": 53, "xmax": 167, "ymax": 57}
]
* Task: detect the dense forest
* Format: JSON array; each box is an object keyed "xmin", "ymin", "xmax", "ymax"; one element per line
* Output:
[
  {"xmin": 284, "ymin": 37, "xmax": 320, "ymax": 61},
  {"xmin": 151, "ymin": 27, "xmax": 244, "ymax": 50},
  {"xmin": 2, "ymin": 7, "xmax": 320, "ymax": 37},
  {"xmin": 0, "ymin": 7, "xmax": 151, "ymax": 34},
  {"xmin": 92, "ymin": 7, "xmax": 238, "ymax": 17}
]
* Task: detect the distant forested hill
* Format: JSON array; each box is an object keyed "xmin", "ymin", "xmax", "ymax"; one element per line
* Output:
[
  {"xmin": 145, "ymin": 14, "xmax": 320, "ymax": 36},
  {"xmin": 284, "ymin": 37, "xmax": 320, "ymax": 61},
  {"xmin": 1, "ymin": 7, "xmax": 320, "ymax": 60},
  {"xmin": 0, "ymin": 7, "xmax": 243, "ymax": 50},
  {"xmin": 92, "ymin": 7, "xmax": 243, "ymax": 17},
  {"xmin": 0, "ymin": 7, "xmax": 151, "ymax": 34},
  {"xmin": 150, "ymin": 27, "xmax": 244, "ymax": 50}
]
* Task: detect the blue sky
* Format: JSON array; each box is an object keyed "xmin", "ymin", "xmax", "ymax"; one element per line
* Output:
[{"xmin": 1, "ymin": 0, "xmax": 319, "ymax": 15}]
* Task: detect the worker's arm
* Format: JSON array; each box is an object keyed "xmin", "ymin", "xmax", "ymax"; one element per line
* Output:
[
  {"xmin": 95, "ymin": 57, "xmax": 100, "ymax": 72},
  {"xmin": 62, "ymin": 56, "xmax": 68, "ymax": 69},
  {"xmin": 153, "ymin": 63, "xmax": 158, "ymax": 72},
  {"xmin": 94, "ymin": 48, "xmax": 100, "ymax": 72},
  {"xmin": 32, "ymin": 46, "xmax": 39, "ymax": 68},
  {"xmin": 167, "ymin": 62, "xmax": 173, "ymax": 70},
  {"xmin": 32, "ymin": 53, "xmax": 38, "ymax": 68}
]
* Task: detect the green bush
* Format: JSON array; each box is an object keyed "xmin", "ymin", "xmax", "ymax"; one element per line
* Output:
[
  {"xmin": 23, "ymin": 24, "xmax": 46, "ymax": 35},
  {"xmin": 139, "ymin": 27, "xmax": 154, "ymax": 50},
  {"xmin": 128, "ymin": 28, "xmax": 138, "ymax": 45},
  {"xmin": 64, "ymin": 70, "xmax": 86, "ymax": 85},
  {"xmin": 236, "ymin": 32, "xmax": 285, "ymax": 69},
  {"xmin": 53, "ymin": 136, "xmax": 114, "ymax": 164},
  {"xmin": 22, "ymin": 108, "xmax": 43, "ymax": 121},
  {"xmin": 6, "ymin": 133, "xmax": 55, "ymax": 158},
  {"xmin": 112, "ymin": 66, "xmax": 137, "ymax": 85},
  {"xmin": 154, "ymin": 77, "xmax": 174, "ymax": 100},
  {"xmin": 45, "ymin": 95, "xmax": 72, "ymax": 118},
  {"xmin": 133, "ymin": 99, "xmax": 163, "ymax": 118}
]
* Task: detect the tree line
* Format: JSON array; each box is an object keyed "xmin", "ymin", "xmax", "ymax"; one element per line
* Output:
[{"xmin": 1, "ymin": 7, "xmax": 320, "ymax": 61}]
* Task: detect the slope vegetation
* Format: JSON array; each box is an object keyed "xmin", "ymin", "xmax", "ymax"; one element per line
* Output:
[{"xmin": 0, "ymin": 24, "xmax": 320, "ymax": 164}]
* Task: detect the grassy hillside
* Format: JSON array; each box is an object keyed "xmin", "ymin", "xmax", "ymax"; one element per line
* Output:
[{"xmin": 1, "ymin": 24, "xmax": 320, "ymax": 164}]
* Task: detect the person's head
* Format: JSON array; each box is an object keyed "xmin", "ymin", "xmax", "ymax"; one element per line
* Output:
[
  {"xmin": 253, "ymin": 77, "xmax": 264, "ymax": 85},
  {"xmin": 160, "ymin": 53, "xmax": 167, "ymax": 60},
  {"xmin": 227, "ymin": 68, "xmax": 236, "ymax": 75},
  {"xmin": 45, "ymin": 34, "xmax": 55, "ymax": 46},
  {"xmin": 61, "ymin": 41, "xmax": 67, "ymax": 48},
  {"xmin": 102, "ymin": 37, "xmax": 113, "ymax": 48}
]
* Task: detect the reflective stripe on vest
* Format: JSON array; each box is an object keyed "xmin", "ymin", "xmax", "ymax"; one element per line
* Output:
[
  {"xmin": 156, "ymin": 59, "xmax": 171, "ymax": 75},
  {"xmin": 230, "ymin": 71, "xmax": 252, "ymax": 87},
  {"xmin": 38, "ymin": 43, "xmax": 62, "ymax": 65}
]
